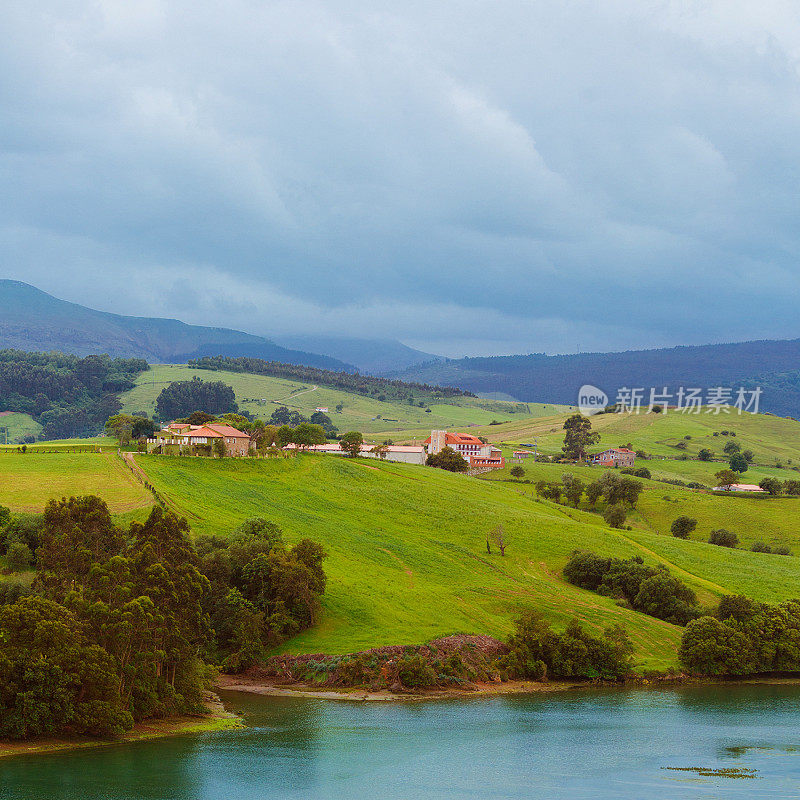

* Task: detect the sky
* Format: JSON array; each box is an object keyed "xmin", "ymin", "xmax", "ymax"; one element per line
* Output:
[{"xmin": 4, "ymin": 1, "xmax": 800, "ymax": 358}]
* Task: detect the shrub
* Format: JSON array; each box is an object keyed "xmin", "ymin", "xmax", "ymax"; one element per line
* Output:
[
  {"xmin": 773, "ymin": 545, "xmax": 792, "ymax": 556},
  {"xmin": 397, "ymin": 653, "xmax": 437, "ymax": 688},
  {"xmin": 670, "ymin": 516, "xmax": 697, "ymax": 539},
  {"xmin": 509, "ymin": 466, "xmax": 525, "ymax": 478},
  {"xmin": 751, "ymin": 541, "xmax": 772, "ymax": 553},
  {"xmin": 603, "ymin": 504, "xmax": 627, "ymax": 528},
  {"xmin": 426, "ymin": 446, "xmax": 468, "ymax": 473},
  {"xmin": 708, "ymin": 529, "xmax": 739, "ymax": 548},
  {"xmin": 697, "ymin": 449, "xmax": 714, "ymax": 461},
  {"xmin": 5, "ymin": 542, "xmax": 33, "ymax": 572}
]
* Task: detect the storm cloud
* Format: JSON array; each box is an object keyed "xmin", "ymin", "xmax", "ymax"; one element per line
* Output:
[{"xmin": 3, "ymin": 1, "xmax": 800, "ymax": 356}]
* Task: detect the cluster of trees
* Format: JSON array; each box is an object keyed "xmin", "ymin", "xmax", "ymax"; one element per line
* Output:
[
  {"xmin": 269, "ymin": 406, "xmax": 338, "ymax": 438},
  {"xmin": 670, "ymin": 515, "xmax": 792, "ymax": 554},
  {"xmin": 535, "ymin": 472, "xmax": 643, "ymax": 528},
  {"xmin": 563, "ymin": 551, "xmax": 701, "ymax": 626},
  {"xmin": 498, "ymin": 610, "xmax": 634, "ymax": 680},
  {"xmin": 188, "ymin": 356, "xmax": 474, "ymax": 404},
  {"xmin": 0, "ymin": 350, "xmax": 149, "ymax": 440},
  {"xmin": 104, "ymin": 413, "xmax": 158, "ymax": 445},
  {"xmin": 0, "ymin": 497, "xmax": 327, "ymax": 740},
  {"xmin": 680, "ymin": 596, "xmax": 800, "ymax": 676},
  {"xmin": 196, "ymin": 519, "xmax": 326, "ymax": 673},
  {"xmin": 426, "ymin": 446, "xmax": 468, "ymax": 472},
  {"xmin": 756, "ymin": 477, "xmax": 800, "ymax": 496},
  {"xmin": 155, "ymin": 378, "xmax": 238, "ymax": 419}
]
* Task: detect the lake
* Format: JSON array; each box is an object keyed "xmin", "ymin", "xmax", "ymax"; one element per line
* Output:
[{"xmin": 2, "ymin": 684, "xmax": 799, "ymax": 799}]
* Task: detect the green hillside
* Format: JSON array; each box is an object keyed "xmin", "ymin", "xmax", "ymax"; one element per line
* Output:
[
  {"xmin": 121, "ymin": 364, "xmax": 558, "ymax": 435},
  {"xmin": 0, "ymin": 413, "xmax": 42, "ymax": 444},
  {"xmin": 134, "ymin": 454, "xmax": 800, "ymax": 670}
]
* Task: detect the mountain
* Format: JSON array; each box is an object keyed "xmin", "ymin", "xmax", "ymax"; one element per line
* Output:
[
  {"xmin": 272, "ymin": 334, "xmax": 440, "ymax": 375},
  {"xmin": 394, "ymin": 340, "xmax": 800, "ymax": 417},
  {"xmin": 0, "ymin": 280, "xmax": 353, "ymax": 370}
]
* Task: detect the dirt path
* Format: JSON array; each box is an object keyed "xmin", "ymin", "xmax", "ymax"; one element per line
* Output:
[{"xmin": 273, "ymin": 384, "xmax": 318, "ymax": 405}]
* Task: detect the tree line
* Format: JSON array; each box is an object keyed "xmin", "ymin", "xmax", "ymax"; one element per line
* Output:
[
  {"xmin": 0, "ymin": 350, "xmax": 149, "ymax": 440},
  {"xmin": 0, "ymin": 496, "xmax": 326, "ymax": 740}
]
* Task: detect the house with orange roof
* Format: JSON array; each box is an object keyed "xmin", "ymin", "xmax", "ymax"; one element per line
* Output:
[
  {"xmin": 147, "ymin": 421, "xmax": 252, "ymax": 456},
  {"xmin": 423, "ymin": 430, "xmax": 505, "ymax": 469}
]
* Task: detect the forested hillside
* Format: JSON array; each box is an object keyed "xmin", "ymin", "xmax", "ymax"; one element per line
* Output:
[{"xmin": 395, "ymin": 339, "xmax": 800, "ymax": 416}]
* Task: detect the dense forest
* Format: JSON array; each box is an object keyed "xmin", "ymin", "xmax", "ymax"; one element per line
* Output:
[
  {"xmin": 0, "ymin": 350, "xmax": 149, "ymax": 439},
  {"xmin": 0, "ymin": 496, "xmax": 326, "ymax": 740},
  {"xmin": 155, "ymin": 377, "xmax": 239, "ymax": 420},
  {"xmin": 188, "ymin": 355, "xmax": 475, "ymax": 404}
]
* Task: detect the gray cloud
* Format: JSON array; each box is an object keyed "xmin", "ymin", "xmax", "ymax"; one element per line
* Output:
[{"xmin": 3, "ymin": 1, "xmax": 800, "ymax": 355}]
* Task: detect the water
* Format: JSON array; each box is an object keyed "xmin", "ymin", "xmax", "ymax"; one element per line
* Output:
[{"xmin": 2, "ymin": 684, "xmax": 800, "ymax": 799}]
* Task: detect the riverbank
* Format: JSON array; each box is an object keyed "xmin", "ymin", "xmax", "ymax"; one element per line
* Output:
[{"xmin": 0, "ymin": 695, "xmax": 242, "ymax": 761}]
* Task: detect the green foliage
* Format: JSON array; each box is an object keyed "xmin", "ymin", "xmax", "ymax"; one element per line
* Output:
[
  {"xmin": 670, "ymin": 516, "xmax": 697, "ymax": 539},
  {"xmin": 561, "ymin": 473, "xmax": 585, "ymax": 507},
  {"xmin": 563, "ymin": 551, "xmax": 700, "ymax": 626},
  {"xmin": 104, "ymin": 413, "xmax": 137, "ymax": 445},
  {"xmin": 561, "ymin": 414, "xmax": 600, "ymax": 460},
  {"xmin": 603, "ymin": 504, "xmax": 626, "ymax": 528},
  {"xmin": 339, "ymin": 431, "xmax": 365, "ymax": 458},
  {"xmin": 290, "ymin": 423, "xmax": 328, "ymax": 448},
  {"xmin": 714, "ymin": 469, "xmax": 739, "ymax": 488},
  {"xmin": 397, "ymin": 652, "xmax": 438, "ymax": 688},
  {"xmin": 155, "ymin": 377, "xmax": 238, "ymax": 420},
  {"xmin": 5, "ymin": 541, "xmax": 32, "ymax": 571},
  {"xmin": 426, "ymin": 446, "xmax": 468, "ymax": 472},
  {"xmin": 729, "ymin": 453, "xmax": 749, "ymax": 473},
  {"xmin": 509, "ymin": 465, "xmax": 525, "ymax": 478},
  {"xmin": 212, "ymin": 437, "xmax": 226, "ymax": 459},
  {"xmin": 758, "ymin": 477, "xmax": 782, "ymax": 495},
  {"xmin": 697, "ymin": 448, "xmax": 714, "ymax": 461},
  {"xmin": 708, "ymin": 529, "xmax": 738, "ymax": 548},
  {"xmin": 499, "ymin": 611, "xmax": 633, "ymax": 680},
  {"xmin": 680, "ymin": 597, "xmax": 800, "ymax": 676}
]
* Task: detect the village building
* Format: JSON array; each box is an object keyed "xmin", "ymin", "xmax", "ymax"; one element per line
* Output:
[
  {"xmin": 147, "ymin": 422, "xmax": 252, "ymax": 456},
  {"xmin": 588, "ymin": 447, "xmax": 635, "ymax": 468},
  {"xmin": 712, "ymin": 483, "xmax": 766, "ymax": 493},
  {"xmin": 285, "ymin": 442, "xmax": 427, "ymax": 465},
  {"xmin": 424, "ymin": 430, "xmax": 505, "ymax": 469}
]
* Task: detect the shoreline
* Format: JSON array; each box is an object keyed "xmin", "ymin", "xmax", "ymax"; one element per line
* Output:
[
  {"xmin": 0, "ymin": 695, "xmax": 242, "ymax": 761},
  {"xmin": 216, "ymin": 673, "xmax": 800, "ymax": 702}
]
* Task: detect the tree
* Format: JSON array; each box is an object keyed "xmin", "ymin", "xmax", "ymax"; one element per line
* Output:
[
  {"xmin": 729, "ymin": 453, "xmax": 748, "ymax": 473},
  {"xmin": 742, "ymin": 449, "xmax": 755, "ymax": 463},
  {"xmin": 509, "ymin": 465, "xmax": 525, "ymax": 478},
  {"xmin": 670, "ymin": 516, "xmax": 697, "ymax": 539},
  {"xmin": 784, "ymin": 480, "xmax": 800, "ymax": 496},
  {"xmin": 131, "ymin": 415, "xmax": 157, "ymax": 439},
  {"xmin": 426, "ymin": 446, "xmax": 468, "ymax": 472},
  {"xmin": 561, "ymin": 414, "xmax": 600, "ymax": 460},
  {"xmin": 340, "ymin": 431, "xmax": 365, "ymax": 458},
  {"xmin": 104, "ymin": 413, "xmax": 137, "ymax": 445},
  {"xmin": 585, "ymin": 481, "xmax": 603, "ymax": 507},
  {"xmin": 603, "ymin": 504, "xmax": 626, "ymax": 528},
  {"xmin": 679, "ymin": 616, "xmax": 754, "ymax": 676},
  {"xmin": 709, "ymin": 529, "xmax": 739, "ymax": 548},
  {"xmin": 723, "ymin": 440, "xmax": 741, "ymax": 455},
  {"xmin": 714, "ymin": 469, "xmax": 739, "ymax": 488},
  {"xmin": 184, "ymin": 411, "xmax": 216, "ymax": 425},
  {"xmin": 759, "ymin": 477, "xmax": 782, "ymax": 496},
  {"xmin": 370, "ymin": 443, "xmax": 389, "ymax": 459},
  {"xmin": 291, "ymin": 423, "xmax": 327, "ymax": 449},
  {"xmin": 212, "ymin": 437, "xmax": 226, "ymax": 458},
  {"xmin": 561, "ymin": 473, "xmax": 584, "ymax": 507},
  {"xmin": 269, "ymin": 406, "xmax": 306, "ymax": 427},
  {"xmin": 488, "ymin": 524, "xmax": 509, "ymax": 556},
  {"xmin": 5, "ymin": 542, "xmax": 32, "ymax": 571},
  {"xmin": 697, "ymin": 448, "xmax": 714, "ymax": 461},
  {"xmin": 155, "ymin": 378, "xmax": 237, "ymax": 420}
]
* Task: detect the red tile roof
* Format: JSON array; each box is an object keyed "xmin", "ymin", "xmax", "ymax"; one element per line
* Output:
[
  {"xmin": 423, "ymin": 432, "xmax": 484, "ymax": 446},
  {"xmin": 205, "ymin": 423, "xmax": 251, "ymax": 439}
]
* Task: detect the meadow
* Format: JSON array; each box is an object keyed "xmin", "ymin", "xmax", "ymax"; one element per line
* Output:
[
  {"xmin": 120, "ymin": 365, "xmax": 561, "ymax": 436},
  {"xmin": 0, "ymin": 412, "xmax": 42, "ymax": 444},
  {"xmin": 134, "ymin": 453, "xmax": 800, "ymax": 670}
]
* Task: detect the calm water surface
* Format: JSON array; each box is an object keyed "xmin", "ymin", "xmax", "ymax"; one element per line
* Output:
[{"xmin": 2, "ymin": 684, "xmax": 800, "ymax": 799}]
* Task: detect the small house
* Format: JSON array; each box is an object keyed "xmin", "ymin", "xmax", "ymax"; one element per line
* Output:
[{"xmin": 588, "ymin": 447, "xmax": 635, "ymax": 468}]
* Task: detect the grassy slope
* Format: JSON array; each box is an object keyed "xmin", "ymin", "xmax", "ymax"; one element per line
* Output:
[
  {"xmin": 135, "ymin": 454, "xmax": 800, "ymax": 670},
  {"xmin": 0, "ymin": 452, "xmax": 152, "ymax": 513},
  {"xmin": 468, "ymin": 408, "xmax": 800, "ymax": 464},
  {"xmin": 0, "ymin": 413, "xmax": 42, "ymax": 444},
  {"xmin": 120, "ymin": 365, "xmax": 559, "ymax": 436}
]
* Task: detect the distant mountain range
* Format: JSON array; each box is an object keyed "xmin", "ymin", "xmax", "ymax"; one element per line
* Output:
[
  {"xmin": 0, "ymin": 281, "xmax": 435, "ymax": 374},
  {"xmin": 394, "ymin": 342, "xmax": 800, "ymax": 417}
]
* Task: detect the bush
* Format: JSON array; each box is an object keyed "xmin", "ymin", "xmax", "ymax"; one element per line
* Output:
[
  {"xmin": 509, "ymin": 466, "xmax": 525, "ymax": 478},
  {"xmin": 670, "ymin": 516, "xmax": 697, "ymax": 539},
  {"xmin": 397, "ymin": 653, "xmax": 438, "ymax": 688},
  {"xmin": 708, "ymin": 529, "xmax": 739, "ymax": 548},
  {"xmin": 697, "ymin": 449, "xmax": 714, "ymax": 461},
  {"xmin": 5, "ymin": 542, "xmax": 33, "ymax": 572},
  {"xmin": 426, "ymin": 446, "xmax": 468, "ymax": 473},
  {"xmin": 751, "ymin": 541, "xmax": 772, "ymax": 553},
  {"xmin": 773, "ymin": 545, "xmax": 792, "ymax": 556},
  {"xmin": 603, "ymin": 504, "xmax": 627, "ymax": 528}
]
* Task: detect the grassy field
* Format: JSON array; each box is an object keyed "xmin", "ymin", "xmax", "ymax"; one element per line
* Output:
[
  {"xmin": 466, "ymin": 408, "xmax": 800, "ymax": 464},
  {"xmin": 0, "ymin": 451, "xmax": 152, "ymax": 513},
  {"xmin": 131, "ymin": 453, "xmax": 800, "ymax": 670},
  {"xmin": 120, "ymin": 365, "xmax": 565, "ymax": 436},
  {"xmin": 0, "ymin": 412, "xmax": 42, "ymax": 444}
]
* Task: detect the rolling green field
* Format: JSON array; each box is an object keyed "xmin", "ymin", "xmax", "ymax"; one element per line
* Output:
[
  {"xmin": 120, "ymin": 365, "xmax": 564, "ymax": 436},
  {"xmin": 0, "ymin": 412, "xmax": 42, "ymax": 444},
  {"xmin": 132, "ymin": 453, "xmax": 800, "ymax": 670},
  {"xmin": 0, "ymin": 451, "xmax": 152, "ymax": 513}
]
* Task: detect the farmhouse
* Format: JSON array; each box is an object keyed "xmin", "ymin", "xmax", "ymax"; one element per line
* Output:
[
  {"xmin": 588, "ymin": 447, "xmax": 635, "ymax": 468},
  {"xmin": 285, "ymin": 442, "xmax": 427, "ymax": 465},
  {"xmin": 147, "ymin": 422, "xmax": 252, "ymax": 456},
  {"xmin": 424, "ymin": 430, "xmax": 505, "ymax": 469},
  {"xmin": 712, "ymin": 483, "xmax": 766, "ymax": 493}
]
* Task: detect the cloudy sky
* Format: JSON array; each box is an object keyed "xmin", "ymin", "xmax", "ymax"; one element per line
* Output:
[{"xmin": 4, "ymin": 1, "xmax": 800, "ymax": 357}]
